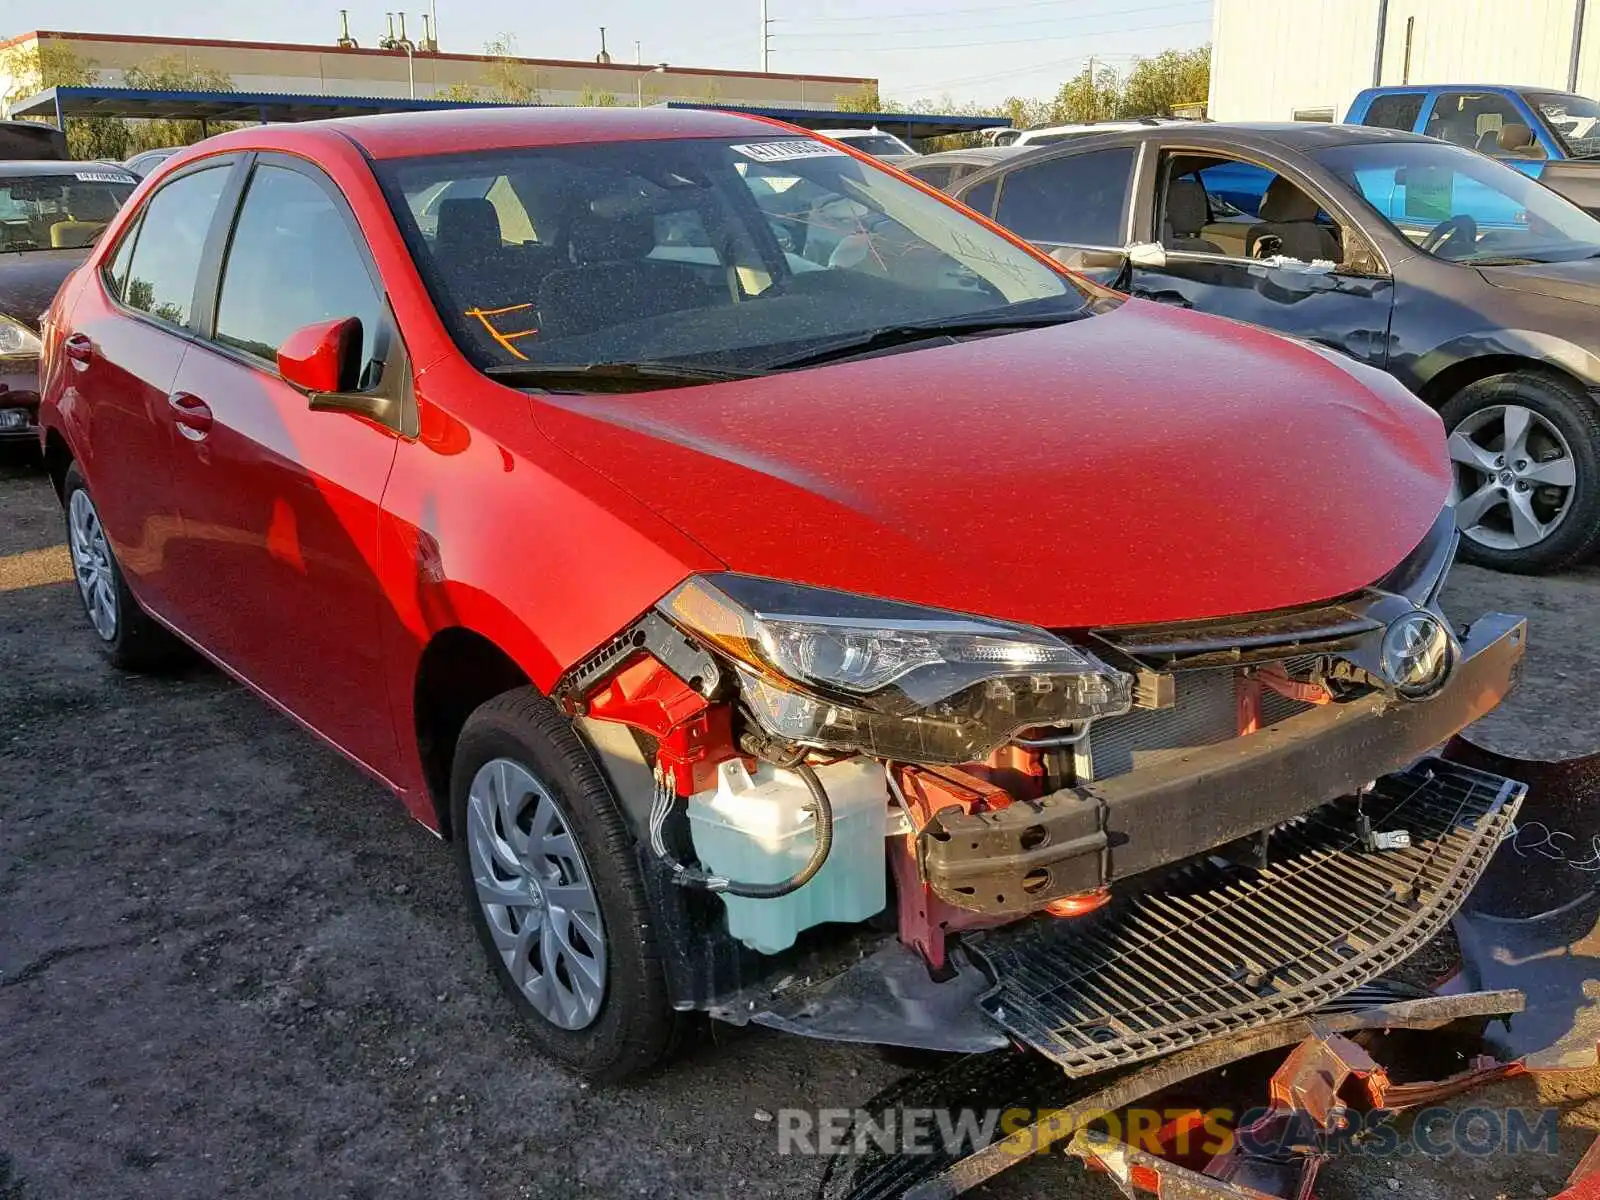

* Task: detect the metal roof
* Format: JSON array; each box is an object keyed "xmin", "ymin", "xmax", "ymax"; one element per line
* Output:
[
  {"xmin": 656, "ymin": 101, "xmax": 1008, "ymax": 142},
  {"xmin": 9, "ymin": 85, "xmax": 519, "ymax": 126}
]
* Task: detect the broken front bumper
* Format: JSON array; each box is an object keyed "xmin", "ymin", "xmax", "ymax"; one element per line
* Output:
[{"xmin": 919, "ymin": 612, "xmax": 1526, "ymax": 913}]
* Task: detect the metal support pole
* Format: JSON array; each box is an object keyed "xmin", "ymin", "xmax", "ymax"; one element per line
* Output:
[
  {"xmin": 1372, "ymin": 0, "xmax": 1390, "ymax": 86},
  {"xmin": 760, "ymin": 0, "xmax": 769, "ymax": 72},
  {"xmin": 1571, "ymin": 0, "xmax": 1588, "ymax": 92}
]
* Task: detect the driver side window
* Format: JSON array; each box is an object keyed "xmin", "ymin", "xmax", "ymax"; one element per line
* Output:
[{"xmin": 1157, "ymin": 153, "xmax": 1347, "ymax": 265}]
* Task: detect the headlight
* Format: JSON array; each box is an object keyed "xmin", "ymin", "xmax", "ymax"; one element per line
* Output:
[
  {"xmin": 0, "ymin": 314, "xmax": 42, "ymax": 359},
  {"xmin": 661, "ymin": 574, "xmax": 1132, "ymax": 763}
]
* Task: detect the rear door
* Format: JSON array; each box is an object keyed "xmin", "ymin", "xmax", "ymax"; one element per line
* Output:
[
  {"xmin": 1126, "ymin": 143, "xmax": 1395, "ymax": 370},
  {"xmin": 161, "ymin": 154, "xmax": 405, "ymax": 777},
  {"xmin": 65, "ymin": 158, "xmax": 237, "ymax": 616},
  {"xmin": 955, "ymin": 145, "xmax": 1137, "ymax": 261}
]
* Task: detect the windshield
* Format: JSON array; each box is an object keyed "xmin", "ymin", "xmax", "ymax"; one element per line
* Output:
[
  {"xmin": 0, "ymin": 170, "xmax": 134, "ymax": 252},
  {"xmin": 1528, "ymin": 91, "xmax": 1600, "ymax": 159},
  {"xmin": 1313, "ymin": 140, "xmax": 1600, "ymax": 264},
  {"xmin": 377, "ymin": 135, "xmax": 1082, "ymax": 375}
]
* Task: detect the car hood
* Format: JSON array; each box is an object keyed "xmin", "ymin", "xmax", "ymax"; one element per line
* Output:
[
  {"xmin": 530, "ymin": 300, "xmax": 1450, "ymax": 629},
  {"xmin": 1478, "ymin": 257, "xmax": 1600, "ymax": 307},
  {"xmin": 0, "ymin": 247, "xmax": 86, "ymax": 329}
]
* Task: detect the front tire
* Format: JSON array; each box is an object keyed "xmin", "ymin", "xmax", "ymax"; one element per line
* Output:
[
  {"xmin": 1441, "ymin": 371, "xmax": 1600, "ymax": 574},
  {"xmin": 450, "ymin": 687, "xmax": 679, "ymax": 1082},
  {"xmin": 61, "ymin": 463, "xmax": 189, "ymax": 672}
]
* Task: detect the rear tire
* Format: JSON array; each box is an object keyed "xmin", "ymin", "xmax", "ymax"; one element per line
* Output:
[
  {"xmin": 61, "ymin": 463, "xmax": 190, "ymax": 672},
  {"xmin": 1440, "ymin": 371, "xmax": 1600, "ymax": 574},
  {"xmin": 450, "ymin": 687, "xmax": 679, "ymax": 1082}
]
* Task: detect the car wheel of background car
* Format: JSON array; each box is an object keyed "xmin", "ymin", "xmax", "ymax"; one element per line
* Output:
[
  {"xmin": 61, "ymin": 463, "xmax": 191, "ymax": 671},
  {"xmin": 1441, "ymin": 371, "xmax": 1600, "ymax": 574},
  {"xmin": 450, "ymin": 686, "xmax": 680, "ymax": 1082}
]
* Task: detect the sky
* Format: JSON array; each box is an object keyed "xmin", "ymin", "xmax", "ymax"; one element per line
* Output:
[{"xmin": 4, "ymin": 0, "xmax": 1216, "ymax": 107}]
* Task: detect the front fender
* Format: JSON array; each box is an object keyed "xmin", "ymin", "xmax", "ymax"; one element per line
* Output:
[{"xmin": 1403, "ymin": 328, "xmax": 1600, "ymax": 395}]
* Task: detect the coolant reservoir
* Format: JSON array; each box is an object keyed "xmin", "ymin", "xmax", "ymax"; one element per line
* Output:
[{"xmin": 686, "ymin": 758, "xmax": 888, "ymax": 955}]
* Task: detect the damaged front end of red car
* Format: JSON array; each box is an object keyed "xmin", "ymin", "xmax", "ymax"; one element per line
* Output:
[{"xmin": 555, "ymin": 499, "xmax": 1529, "ymax": 1072}]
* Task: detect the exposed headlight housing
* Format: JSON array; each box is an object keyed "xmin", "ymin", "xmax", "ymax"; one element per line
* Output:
[
  {"xmin": 0, "ymin": 314, "xmax": 42, "ymax": 359},
  {"xmin": 660, "ymin": 574, "xmax": 1132, "ymax": 763}
]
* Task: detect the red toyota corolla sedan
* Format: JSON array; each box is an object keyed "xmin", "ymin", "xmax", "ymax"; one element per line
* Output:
[{"xmin": 37, "ymin": 107, "xmax": 1527, "ymax": 1082}]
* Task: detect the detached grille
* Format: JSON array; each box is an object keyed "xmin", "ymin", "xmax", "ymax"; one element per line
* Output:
[{"xmin": 970, "ymin": 758, "xmax": 1522, "ymax": 1076}]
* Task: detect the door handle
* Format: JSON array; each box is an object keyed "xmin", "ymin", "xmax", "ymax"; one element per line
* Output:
[
  {"xmin": 63, "ymin": 333, "xmax": 93, "ymax": 368},
  {"xmin": 167, "ymin": 391, "xmax": 214, "ymax": 441}
]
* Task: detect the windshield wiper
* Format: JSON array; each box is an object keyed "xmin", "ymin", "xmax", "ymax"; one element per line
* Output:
[
  {"xmin": 757, "ymin": 309, "xmax": 1088, "ymax": 371},
  {"xmin": 484, "ymin": 360, "xmax": 763, "ymax": 392}
]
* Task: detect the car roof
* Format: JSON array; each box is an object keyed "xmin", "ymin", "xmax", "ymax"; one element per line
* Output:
[
  {"xmin": 996, "ymin": 121, "xmax": 1445, "ymax": 162},
  {"xmin": 908, "ymin": 146, "xmax": 1025, "ymax": 168},
  {"xmin": 1359, "ymin": 83, "xmax": 1550, "ymax": 94},
  {"xmin": 0, "ymin": 159, "xmax": 132, "ymax": 178},
  {"xmin": 204, "ymin": 105, "xmax": 799, "ymax": 161}
]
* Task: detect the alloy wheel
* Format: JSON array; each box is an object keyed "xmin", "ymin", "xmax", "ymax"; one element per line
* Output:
[
  {"xmin": 67, "ymin": 489, "xmax": 118, "ymax": 641},
  {"xmin": 1447, "ymin": 404, "xmax": 1577, "ymax": 552},
  {"xmin": 465, "ymin": 758, "xmax": 608, "ymax": 1030}
]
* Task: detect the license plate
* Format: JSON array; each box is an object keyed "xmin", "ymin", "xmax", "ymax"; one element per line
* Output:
[{"xmin": 0, "ymin": 409, "xmax": 29, "ymax": 430}]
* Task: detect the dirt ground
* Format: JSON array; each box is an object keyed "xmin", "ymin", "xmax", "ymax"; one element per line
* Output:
[{"xmin": 3, "ymin": 450, "xmax": 1599, "ymax": 1200}]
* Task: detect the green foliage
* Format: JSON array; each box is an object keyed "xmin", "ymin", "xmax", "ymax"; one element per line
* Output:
[
  {"xmin": 477, "ymin": 34, "xmax": 540, "ymax": 103},
  {"xmin": 1116, "ymin": 45, "xmax": 1211, "ymax": 118},
  {"xmin": 578, "ymin": 85, "xmax": 619, "ymax": 107},
  {"xmin": 114, "ymin": 54, "xmax": 240, "ymax": 155}
]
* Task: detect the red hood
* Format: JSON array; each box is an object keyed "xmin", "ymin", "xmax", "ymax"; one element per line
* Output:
[{"xmin": 530, "ymin": 299, "xmax": 1450, "ymax": 629}]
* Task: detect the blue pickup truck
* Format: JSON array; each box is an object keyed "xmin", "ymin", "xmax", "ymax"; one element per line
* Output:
[{"xmin": 1345, "ymin": 85, "xmax": 1600, "ymax": 215}]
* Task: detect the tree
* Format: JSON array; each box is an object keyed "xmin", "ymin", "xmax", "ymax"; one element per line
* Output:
[
  {"xmin": 834, "ymin": 84, "xmax": 899, "ymax": 114},
  {"xmin": 577, "ymin": 84, "xmax": 618, "ymax": 107},
  {"xmin": 0, "ymin": 43, "xmax": 131, "ymax": 159},
  {"xmin": 1051, "ymin": 62, "xmax": 1122, "ymax": 124},
  {"xmin": 1115, "ymin": 45, "xmax": 1210, "ymax": 118},
  {"xmin": 478, "ymin": 34, "xmax": 540, "ymax": 103},
  {"xmin": 116, "ymin": 55, "xmax": 238, "ymax": 155}
]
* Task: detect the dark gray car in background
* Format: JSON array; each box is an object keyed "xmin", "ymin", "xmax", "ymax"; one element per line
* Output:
[
  {"xmin": 907, "ymin": 123, "xmax": 1600, "ymax": 574},
  {"xmin": 0, "ymin": 159, "xmax": 136, "ymax": 442}
]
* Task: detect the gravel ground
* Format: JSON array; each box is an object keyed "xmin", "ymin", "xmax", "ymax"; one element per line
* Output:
[{"xmin": 3, "ymin": 451, "xmax": 1598, "ymax": 1200}]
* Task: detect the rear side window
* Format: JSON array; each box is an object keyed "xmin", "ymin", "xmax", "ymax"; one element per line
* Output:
[
  {"xmin": 121, "ymin": 166, "xmax": 230, "ymax": 326},
  {"xmin": 1362, "ymin": 93, "xmax": 1424, "ymax": 131},
  {"xmin": 213, "ymin": 164, "xmax": 385, "ymax": 385},
  {"xmin": 909, "ymin": 164, "xmax": 955, "ymax": 190},
  {"xmin": 994, "ymin": 147, "xmax": 1134, "ymax": 245}
]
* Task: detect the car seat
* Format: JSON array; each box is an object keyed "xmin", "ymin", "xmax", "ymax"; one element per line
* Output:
[
  {"xmin": 1244, "ymin": 178, "xmax": 1341, "ymax": 262},
  {"xmin": 49, "ymin": 187, "xmax": 121, "ymax": 249},
  {"xmin": 536, "ymin": 214, "xmax": 707, "ymax": 339},
  {"xmin": 1161, "ymin": 179, "xmax": 1223, "ymax": 253}
]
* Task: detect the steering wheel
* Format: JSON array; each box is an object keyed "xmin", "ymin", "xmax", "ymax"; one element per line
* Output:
[{"xmin": 1420, "ymin": 214, "xmax": 1477, "ymax": 257}]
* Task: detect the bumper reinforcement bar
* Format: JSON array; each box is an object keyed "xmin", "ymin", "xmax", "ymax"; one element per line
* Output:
[{"xmin": 919, "ymin": 612, "xmax": 1525, "ymax": 915}]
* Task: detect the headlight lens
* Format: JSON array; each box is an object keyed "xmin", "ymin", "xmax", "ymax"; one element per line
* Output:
[
  {"xmin": 661, "ymin": 574, "xmax": 1132, "ymax": 762},
  {"xmin": 0, "ymin": 314, "xmax": 42, "ymax": 359}
]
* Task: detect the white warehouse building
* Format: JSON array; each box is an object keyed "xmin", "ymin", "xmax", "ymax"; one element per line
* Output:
[{"xmin": 1209, "ymin": 0, "xmax": 1600, "ymax": 122}]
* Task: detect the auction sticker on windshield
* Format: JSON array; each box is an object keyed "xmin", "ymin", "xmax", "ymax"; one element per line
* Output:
[
  {"xmin": 733, "ymin": 140, "xmax": 847, "ymax": 162},
  {"xmin": 75, "ymin": 170, "xmax": 135, "ymax": 184}
]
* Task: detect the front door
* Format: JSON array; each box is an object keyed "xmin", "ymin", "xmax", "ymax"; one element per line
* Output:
[
  {"xmin": 161, "ymin": 157, "xmax": 403, "ymax": 778},
  {"xmin": 1127, "ymin": 150, "xmax": 1396, "ymax": 370}
]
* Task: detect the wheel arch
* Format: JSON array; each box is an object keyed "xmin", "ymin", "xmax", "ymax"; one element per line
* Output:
[
  {"xmin": 42, "ymin": 427, "xmax": 74, "ymax": 503},
  {"xmin": 1415, "ymin": 336, "xmax": 1600, "ymax": 412},
  {"xmin": 412, "ymin": 626, "xmax": 533, "ymax": 838}
]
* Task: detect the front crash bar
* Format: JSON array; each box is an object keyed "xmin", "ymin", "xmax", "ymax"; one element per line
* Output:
[{"xmin": 919, "ymin": 612, "xmax": 1526, "ymax": 915}]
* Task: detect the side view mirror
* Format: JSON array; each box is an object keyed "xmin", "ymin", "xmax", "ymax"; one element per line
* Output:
[
  {"xmin": 1049, "ymin": 245, "xmax": 1131, "ymax": 286},
  {"xmin": 277, "ymin": 316, "xmax": 363, "ymax": 394}
]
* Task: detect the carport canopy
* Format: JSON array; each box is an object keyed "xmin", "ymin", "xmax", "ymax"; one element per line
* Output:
[
  {"xmin": 655, "ymin": 101, "xmax": 1009, "ymax": 142},
  {"xmin": 9, "ymin": 85, "xmax": 513, "ymax": 129}
]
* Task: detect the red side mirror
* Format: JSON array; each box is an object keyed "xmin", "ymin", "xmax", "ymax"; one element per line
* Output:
[{"xmin": 277, "ymin": 316, "xmax": 363, "ymax": 394}]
